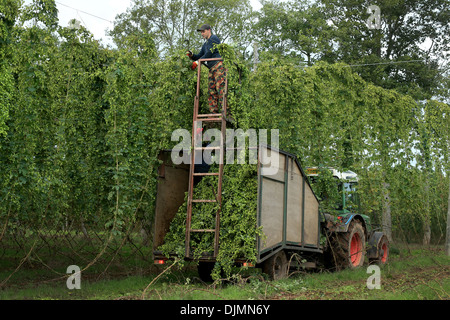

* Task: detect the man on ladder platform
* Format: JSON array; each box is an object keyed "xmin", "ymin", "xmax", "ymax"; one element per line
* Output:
[{"xmin": 185, "ymin": 24, "xmax": 231, "ymax": 259}]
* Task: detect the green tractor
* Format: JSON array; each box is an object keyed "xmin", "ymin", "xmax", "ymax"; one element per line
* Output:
[{"xmin": 306, "ymin": 167, "xmax": 389, "ymax": 270}]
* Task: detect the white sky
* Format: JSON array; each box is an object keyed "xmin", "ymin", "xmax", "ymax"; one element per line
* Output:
[{"xmin": 22, "ymin": 0, "xmax": 263, "ymax": 46}]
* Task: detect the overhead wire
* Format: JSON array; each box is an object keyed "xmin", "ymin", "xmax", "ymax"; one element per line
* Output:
[
  {"xmin": 55, "ymin": 1, "xmax": 114, "ymax": 24},
  {"xmin": 347, "ymin": 60, "xmax": 424, "ymax": 67}
]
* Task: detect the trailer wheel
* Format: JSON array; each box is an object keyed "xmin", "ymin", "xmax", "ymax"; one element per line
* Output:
[
  {"xmin": 197, "ymin": 262, "xmax": 215, "ymax": 282},
  {"xmin": 370, "ymin": 235, "xmax": 389, "ymax": 266},
  {"xmin": 262, "ymin": 250, "xmax": 288, "ymax": 280},
  {"xmin": 335, "ymin": 220, "xmax": 366, "ymax": 269}
]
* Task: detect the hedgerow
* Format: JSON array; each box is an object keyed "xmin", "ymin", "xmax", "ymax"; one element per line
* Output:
[{"xmin": 0, "ymin": 0, "xmax": 448, "ymax": 283}]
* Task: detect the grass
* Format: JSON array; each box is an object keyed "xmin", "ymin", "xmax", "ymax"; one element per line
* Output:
[{"xmin": 0, "ymin": 244, "xmax": 448, "ymax": 300}]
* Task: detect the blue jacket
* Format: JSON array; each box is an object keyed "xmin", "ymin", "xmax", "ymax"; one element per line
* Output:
[{"xmin": 192, "ymin": 35, "xmax": 222, "ymax": 69}]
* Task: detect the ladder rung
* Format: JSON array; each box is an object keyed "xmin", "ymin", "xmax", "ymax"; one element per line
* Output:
[
  {"xmin": 195, "ymin": 115, "xmax": 224, "ymax": 122},
  {"xmin": 197, "ymin": 113, "xmax": 222, "ymax": 118},
  {"xmin": 194, "ymin": 146, "xmax": 221, "ymax": 151},
  {"xmin": 192, "ymin": 199, "xmax": 217, "ymax": 203},
  {"xmin": 226, "ymin": 147, "xmax": 259, "ymax": 151},
  {"xmin": 193, "ymin": 172, "xmax": 220, "ymax": 176},
  {"xmin": 190, "ymin": 229, "xmax": 216, "ymax": 233}
]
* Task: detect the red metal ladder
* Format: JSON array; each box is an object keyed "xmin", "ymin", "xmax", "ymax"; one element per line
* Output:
[{"xmin": 185, "ymin": 58, "xmax": 228, "ymax": 259}]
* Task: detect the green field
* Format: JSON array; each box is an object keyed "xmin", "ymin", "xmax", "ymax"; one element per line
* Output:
[{"xmin": 0, "ymin": 245, "xmax": 448, "ymax": 300}]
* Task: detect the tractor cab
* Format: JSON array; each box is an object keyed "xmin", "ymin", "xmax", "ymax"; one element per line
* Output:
[
  {"xmin": 305, "ymin": 167, "xmax": 369, "ymax": 227},
  {"xmin": 334, "ymin": 170, "xmax": 360, "ymax": 214},
  {"xmin": 306, "ymin": 168, "xmax": 359, "ymax": 210}
]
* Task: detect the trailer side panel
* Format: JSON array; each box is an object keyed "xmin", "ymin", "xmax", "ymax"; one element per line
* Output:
[
  {"xmin": 286, "ymin": 157, "xmax": 303, "ymax": 245},
  {"xmin": 257, "ymin": 146, "xmax": 321, "ymax": 262},
  {"xmin": 153, "ymin": 151, "xmax": 190, "ymax": 251},
  {"xmin": 303, "ymin": 185, "xmax": 319, "ymax": 246}
]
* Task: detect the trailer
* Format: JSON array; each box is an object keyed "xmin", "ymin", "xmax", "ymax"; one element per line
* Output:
[
  {"xmin": 153, "ymin": 144, "xmax": 324, "ymax": 280},
  {"xmin": 152, "ymin": 57, "xmax": 388, "ymax": 281}
]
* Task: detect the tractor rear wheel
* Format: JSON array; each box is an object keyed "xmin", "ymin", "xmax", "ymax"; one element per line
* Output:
[
  {"xmin": 370, "ymin": 235, "xmax": 389, "ymax": 266},
  {"xmin": 335, "ymin": 220, "xmax": 366, "ymax": 269}
]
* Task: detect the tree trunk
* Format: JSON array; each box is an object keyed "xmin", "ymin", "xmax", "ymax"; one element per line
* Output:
[
  {"xmin": 423, "ymin": 179, "xmax": 431, "ymax": 245},
  {"xmin": 140, "ymin": 227, "xmax": 149, "ymax": 247},
  {"xmin": 253, "ymin": 42, "xmax": 259, "ymax": 71},
  {"xmin": 423, "ymin": 216, "xmax": 431, "ymax": 245},
  {"xmin": 382, "ymin": 181, "xmax": 393, "ymax": 242},
  {"xmin": 446, "ymin": 179, "xmax": 450, "ymax": 256},
  {"xmin": 80, "ymin": 217, "xmax": 92, "ymax": 243}
]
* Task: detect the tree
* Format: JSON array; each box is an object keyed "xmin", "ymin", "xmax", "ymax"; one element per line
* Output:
[
  {"xmin": 108, "ymin": 0, "xmax": 254, "ymax": 57},
  {"xmin": 419, "ymin": 100, "xmax": 450, "ymax": 247},
  {"xmin": 108, "ymin": 0, "xmax": 196, "ymax": 54},
  {"xmin": 319, "ymin": 0, "xmax": 450, "ymax": 100},
  {"xmin": 0, "ymin": 0, "xmax": 20, "ymax": 136},
  {"xmin": 195, "ymin": 0, "xmax": 254, "ymax": 49},
  {"xmin": 253, "ymin": 0, "xmax": 334, "ymax": 65},
  {"xmin": 20, "ymin": 0, "xmax": 59, "ymax": 29}
]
